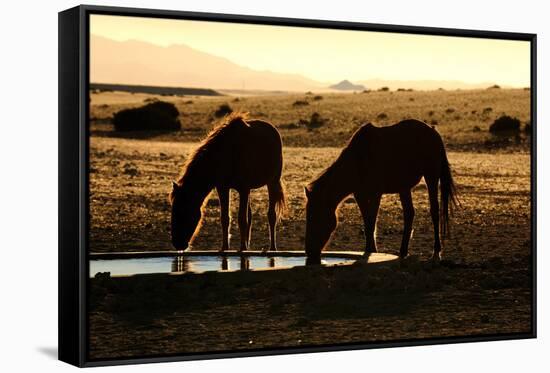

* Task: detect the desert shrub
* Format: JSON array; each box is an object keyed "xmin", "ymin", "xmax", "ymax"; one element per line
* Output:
[
  {"xmin": 307, "ymin": 112, "xmax": 327, "ymax": 129},
  {"xmin": 279, "ymin": 123, "xmax": 300, "ymax": 130},
  {"xmin": 113, "ymin": 101, "xmax": 180, "ymax": 132},
  {"xmin": 397, "ymin": 88, "xmax": 406, "ymax": 92},
  {"xmin": 454, "ymin": 115, "xmax": 462, "ymax": 121},
  {"xmin": 428, "ymin": 110, "xmax": 435, "ymax": 116},
  {"xmin": 445, "ymin": 108, "xmax": 455, "ymax": 114},
  {"xmin": 313, "ymin": 95, "xmax": 323, "ymax": 101},
  {"xmin": 430, "ymin": 119, "xmax": 438, "ymax": 125},
  {"xmin": 378, "ymin": 87, "xmax": 390, "ymax": 92},
  {"xmin": 214, "ymin": 103, "xmax": 233, "ymax": 118},
  {"xmin": 362, "ymin": 89, "xmax": 371, "ymax": 94},
  {"xmin": 473, "ymin": 126, "xmax": 481, "ymax": 132},
  {"xmin": 483, "ymin": 107, "xmax": 493, "ymax": 114},
  {"xmin": 488, "ymin": 84, "xmax": 501, "ymax": 89},
  {"xmin": 293, "ymin": 100, "xmax": 309, "ymax": 107},
  {"xmin": 143, "ymin": 97, "xmax": 159, "ymax": 103},
  {"xmin": 377, "ymin": 113, "xmax": 388, "ymax": 120},
  {"xmin": 489, "ymin": 115, "xmax": 521, "ymax": 133},
  {"xmin": 184, "ymin": 100, "xmax": 194, "ymax": 104},
  {"xmin": 232, "ymin": 97, "xmax": 241, "ymax": 102},
  {"xmin": 305, "ymin": 91, "xmax": 313, "ymax": 95},
  {"xmin": 406, "ymin": 88, "xmax": 414, "ymax": 92},
  {"xmin": 409, "ymin": 97, "xmax": 415, "ymax": 101}
]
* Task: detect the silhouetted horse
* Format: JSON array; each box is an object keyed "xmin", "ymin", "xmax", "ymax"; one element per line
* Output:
[
  {"xmin": 304, "ymin": 119, "xmax": 459, "ymax": 265},
  {"xmin": 170, "ymin": 113, "xmax": 286, "ymax": 252}
]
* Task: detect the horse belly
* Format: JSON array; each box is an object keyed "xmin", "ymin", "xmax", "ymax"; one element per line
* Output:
[{"xmin": 367, "ymin": 157, "xmax": 424, "ymax": 194}]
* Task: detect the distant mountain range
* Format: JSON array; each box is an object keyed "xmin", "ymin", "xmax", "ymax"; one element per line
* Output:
[
  {"xmin": 91, "ymin": 35, "xmax": 502, "ymax": 92},
  {"xmin": 90, "ymin": 35, "xmax": 323, "ymax": 92}
]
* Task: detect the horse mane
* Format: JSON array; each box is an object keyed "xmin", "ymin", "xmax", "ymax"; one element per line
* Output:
[
  {"xmin": 175, "ymin": 111, "xmax": 249, "ymax": 184},
  {"xmin": 306, "ymin": 123, "xmax": 373, "ymax": 194}
]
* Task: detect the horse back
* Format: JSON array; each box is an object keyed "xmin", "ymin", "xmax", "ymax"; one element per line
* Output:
[
  {"xmin": 355, "ymin": 120, "xmax": 445, "ymax": 193},
  {"xmin": 227, "ymin": 119, "xmax": 284, "ymax": 189}
]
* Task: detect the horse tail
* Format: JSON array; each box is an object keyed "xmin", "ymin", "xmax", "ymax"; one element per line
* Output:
[
  {"xmin": 440, "ymin": 150, "xmax": 460, "ymax": 240},
  {"xmin": 269, "ymin": 147, "xmax": 287, "ymax": 221},
  {"xmin": 271, "ymin": 178, "xmax": 286, "ymax": 222}
]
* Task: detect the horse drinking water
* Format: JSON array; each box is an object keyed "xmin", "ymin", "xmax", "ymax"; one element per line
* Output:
[
  {"xmin": 170, "ymin": 113, "xmax": 286, "ymax": 252},
  {"xmin": 304, "ymin": 119, "xmax": 459, "ymax": 265}
]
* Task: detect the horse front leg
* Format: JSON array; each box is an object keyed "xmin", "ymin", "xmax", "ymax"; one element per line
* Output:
[
  {"xmin": 217, "ymin": 187, "xmax": 230, "ymax": 251},
  {"xmin": 237, "ymin": 189, "xmax": 250, "ymax": 252},
  {"xmin": 399, "ymin": 190, "xmax": 415, "ymax": 258},
  {"xmin": 355, "ymin": 192, "xmax": 381, "ymax": 255}
]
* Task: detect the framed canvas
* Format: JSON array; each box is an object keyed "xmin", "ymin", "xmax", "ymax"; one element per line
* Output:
[{"xmin": 58, "ymin": 4, "xmax": 537, "ymax": 367}]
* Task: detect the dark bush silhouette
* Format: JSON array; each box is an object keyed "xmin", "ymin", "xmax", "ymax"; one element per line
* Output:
[
  {"xmin": 113, "ymin": 101, "xmax": 180, "ymax": 132},
  {"xmin": 397, "ymin": 88, "xmax": 406, "ymax": 92},
  {"xmin": 307, "ymin": 112, "xmax": 327, "ymax": 129},
  {"xmin": 378, "ymin": 87, "xmax": 390, "ymax": 92},
  {"xmin": 489, "ymin": 115, "xmax": 521, "ymax": 134},
  {"xmin": 313, "ymin": 95, "xmax": 323, "ymax": 101},
  {"xmin": 214, "ymin": 104, "xmax": 233, "ymax": 118},
  {"xmin": 428, "ymin": 110, "xmax": 435, "ymax": 116},
  {"xmin": 483, "ymin": 107, "xmax": 493, "ymax": 115},
  {"xmin": 377, "ymin": 113, "xmax": 388, "ymax": 120},
  {"xmin": 445, "ymin": 108, "xmax": 455, "ymax": 114},
  {"xmin": 293, "ymin": 100, "xmax": 309, "ymax": 107},
  {"xmin": 488, "ymin": 84, "xmax": 501, "ymax": 89}
]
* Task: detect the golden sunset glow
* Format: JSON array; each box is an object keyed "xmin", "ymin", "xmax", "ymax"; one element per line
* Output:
[{"xmin": 90, "ymin": 14, "xmax": 530, "ymax": 88}]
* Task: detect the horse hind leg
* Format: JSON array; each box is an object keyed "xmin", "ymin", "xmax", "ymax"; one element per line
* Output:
[
  {"xmin": 267, "ymin": 184, "xmax": 278, "ymax": 251},
  {"xmin": 399, "ymin": 190, "xmax": 415, "ymax": 258},
  {"xmin": 238, "ymin": 189, "xmax": 250, "ymax": 252},
  {"xmin": 217, "ymin": 187, "xmax": 230, "ymax": 252},
  {"xmin": 246, "ymin": 200, "xmax": 252, "ymax": 248},
  {"xmin": 426, "ymin": 176, "xmax": 442, "ymax": 261}
]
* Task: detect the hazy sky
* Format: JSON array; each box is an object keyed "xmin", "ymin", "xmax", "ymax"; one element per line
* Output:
[{"xmin": 90, "ymin": 15, "xmax": 530, "ymax": 87}]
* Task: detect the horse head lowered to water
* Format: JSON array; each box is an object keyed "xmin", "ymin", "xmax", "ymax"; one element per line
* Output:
[{"xmin": 304, "ymin": 119, "xmax": 459, "ymax": 265}]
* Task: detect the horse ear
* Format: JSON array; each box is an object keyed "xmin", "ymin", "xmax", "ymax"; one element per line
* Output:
[
  {"xmin": 172, "ymin": 181, "xmax": 178, "ymax": 190},
  {"xmin": 304, "ymin": 186, "xmax": 311, "ymax": 198}
]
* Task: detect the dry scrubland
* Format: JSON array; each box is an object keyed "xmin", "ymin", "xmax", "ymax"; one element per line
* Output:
[{"xmin": 88, "ymin": 88, "xmax": 532, "ymax": 359}]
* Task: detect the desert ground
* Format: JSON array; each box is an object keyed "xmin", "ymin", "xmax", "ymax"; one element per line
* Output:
[{"xmin": 88, "ymin": 88, "xmax": 532, "ymax": 360}]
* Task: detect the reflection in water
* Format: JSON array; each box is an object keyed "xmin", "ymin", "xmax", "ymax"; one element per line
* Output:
[
  {"xmin": 171, "ymin": 256, "xmax": 190, "ymax": 272},
  {"xmin": 240, "ymin": 256, "xmax": 250, "ymax": 271},
  {"xmin": 89, "ymin": 255, "xmax": 355, "ymax": 277}
]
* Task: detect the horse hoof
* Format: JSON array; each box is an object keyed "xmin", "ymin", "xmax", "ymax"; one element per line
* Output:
[{"xmin": 430, "ymin": 253, "xmax": 441, "ymax": 264}]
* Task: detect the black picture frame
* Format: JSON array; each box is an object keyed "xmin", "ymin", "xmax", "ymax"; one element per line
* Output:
[{"xmin": 59, "ymin": 4, "xmax": 537, "ymax": 367}]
